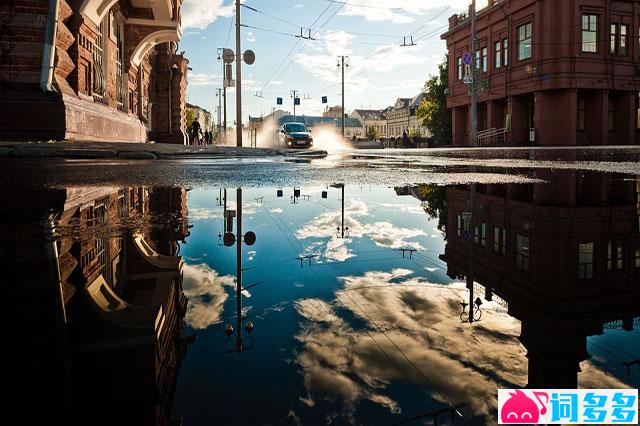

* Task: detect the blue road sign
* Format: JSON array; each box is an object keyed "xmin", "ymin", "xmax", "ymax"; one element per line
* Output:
[
  {"xmin": 294, "ymin": 97, "xmax": 301, "ymax": 105},
  {"xmin": 276, "ymin": 97, "xmax": 283, "ymax": 105},
  {"xmin": 463, "ymin": 52, "xmax": 472, "ymax": 65},
  {"xmin": 322, "ymin": 96, "xmax": 328, "ymax": 104}
]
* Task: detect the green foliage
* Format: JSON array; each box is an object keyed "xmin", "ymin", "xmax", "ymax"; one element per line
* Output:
[
  {"xmin": 416, "ymin": 55, "xmax": 452, "ymax": 142},
  {"xmin": 417, "ymin": 184, "xmax": 448, "ymax": 237},
  {"xmin": 186, "ymin": 109, "xmax": 197, "ymax": 129},
  {"xmin": 408, "ymin": 128, "xmax": 421, "ymax": 138},
  {"xmin": 366, "ymin": 126, "xmax": 378, "ymax": 140}
]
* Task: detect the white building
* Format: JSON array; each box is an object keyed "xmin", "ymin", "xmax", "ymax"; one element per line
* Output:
[{"xmin": 349, "ymin": 110, "xmax": 387, "ymax": 138}]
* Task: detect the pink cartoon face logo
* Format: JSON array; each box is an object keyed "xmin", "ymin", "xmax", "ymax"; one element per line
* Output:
[{"xmin": 501, "ymin": 390, "xmax": 548, "ymax": 424}]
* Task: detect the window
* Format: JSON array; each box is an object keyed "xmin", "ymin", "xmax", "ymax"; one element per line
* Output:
[
  {"xmin": 581, "ymin": 14, "xmax": 598, "ymax": 52},
  {"xmin": 635, "ymin": 242, "xmax": 640, "ymax": 268},
  {"xmin": 517, "ymin": 23, "xmax": 532, "ymax": 60},
  {"xmin": 495, "ymin": 41, "xmax": 502, "ymax": 69},
  {"xmin": 516, "ymin": 234, "xmax": 530, "ymax": 271},
  {"xmin": 481, "ymin": 47, "xmax": 488, "ymax": 73},
  {"xmin": 457, "ymin": 57, "xmax": 463, "ymax": 80},
  {"xmin": 92, "ymin": 17, "xmax": 107, "ymax": 102},
  {"xmin": 620, "ymin": 24, "xmax": 629, "ymax": 55},
  {"xmin": 611, "ymin": 24, "xmax": 617, "ymax": 54},
  {"xmin": 114, "ymin": 17, "xmax": 125, "ymax": 111},
  {"xmin": 474, "ymin": 223, "xmax": 486, "ymax": 247},
  {"xmin": 578, "ymin": 243, "xmax": 594, "ymax": 280},
  {"xmin": 607, "ymin": 240, "xmax": 624, "ymax": 271},
  {"xmin": 578, "ymin": 97, "xmax": 585, "ymax": 131},
  {"xmin": 475, "ymin": 49, "xmax": 481, "ymax": 70},
  {"xmin": 456, "ymin": 214, "xmax": 462, "ymax": 237},
  {"xmin": 503, "ymin": 38, "xmax": 509, "ymax": 66},
  {"xmin": 493, "ymin": 226, "xmax": 506, "ymax": 256}
]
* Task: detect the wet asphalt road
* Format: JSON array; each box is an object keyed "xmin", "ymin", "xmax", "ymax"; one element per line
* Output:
[{"xmin": 0, "ymin": 149, "xmax": 638, "ymax": 188}]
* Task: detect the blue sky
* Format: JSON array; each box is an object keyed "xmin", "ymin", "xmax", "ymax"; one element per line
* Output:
[{"xmin": 179, "ymin": 0, "xmax": 477, "ymax": 124}]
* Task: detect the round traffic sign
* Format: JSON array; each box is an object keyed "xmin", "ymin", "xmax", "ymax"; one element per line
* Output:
[
  {"xmin": 244, "ymin": 231, "xmax": 256, "ymax": 246},
  {"xmin": 223, "ymin": 48, "xmax": 235, "ymax": 64},
  {"xmin": 462, "ymin": 52, "xmax": 472, "ymax": 65},
  {"xmin": 243, "ymin": 50, "xmax": 255, "ymax": 65},
  {"xmin": 223, "ymin": 232, "xmax": 236, "ymax": 246}
]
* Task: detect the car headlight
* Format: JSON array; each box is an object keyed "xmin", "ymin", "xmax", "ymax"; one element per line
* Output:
[{"xmin": 287, "ymin": 141, "xmax": 292, "ymax": 146}]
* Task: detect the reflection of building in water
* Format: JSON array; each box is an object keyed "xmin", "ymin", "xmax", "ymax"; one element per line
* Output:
[
  {"xmin": 443, "ymin": 171, "xmax": 640, "ymax": 388},
  {"xmin": 1, "ymin": 186, "xmax": 192, "ymax": 425}
]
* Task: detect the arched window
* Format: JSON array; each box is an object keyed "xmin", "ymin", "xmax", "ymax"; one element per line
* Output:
[
  {"xmin": 92, "ymin": 17, "xmax": 107, "ymax": 101},
  {"xmin": 113, "ymin": 14, "xmax": 126, "ymax": 111}
]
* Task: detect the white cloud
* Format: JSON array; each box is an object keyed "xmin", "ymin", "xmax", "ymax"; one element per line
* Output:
[
  {"xmin": 247, "ymin": 32, "xmax": 256, "ymax": 42},
  {"xmin": 336, "ymin": 2, "xmax": 475, "ymax": 24},
  {"xmin": 182, "ymin": 0, "xmax": 235, "ymax": 30},
  {"xmin": 292, "ymin": 3, "xmax": 303, "ymax": 10},
  {"xmin": 189, "ymin": 73, "xmax": 220, "ymax": 87},
  {"xmin": 182, "ymin": 263, "xmax": 235, "ymax": 329}
]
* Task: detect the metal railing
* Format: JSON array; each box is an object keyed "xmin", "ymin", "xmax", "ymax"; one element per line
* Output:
[{"xmin": 477, "ymin": 127, "xmax": 508, "ymax": 146}]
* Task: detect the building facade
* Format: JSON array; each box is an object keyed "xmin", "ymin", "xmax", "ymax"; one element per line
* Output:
[
  {"xmin": 0, "ymin": 0, "xmax": 188, "ymax": 144},
  {"xmin": 187, "ymin": 103, "xmax": 213, "ymax": 133},
  {"xmin": 442, "ymin": 0, "xmax": 640, "ymax": 147},
  {"xmin": 350, "ymin": 109, "xmax": 388, "ymax": 138},
  {"xmin": 443, "ymin": 171, "xmax": 640, "ymax": 387},
  {"xmin": 323, "ymin": 105, "xmax": 345, "ymax": 119},
  {"xmin": 386, "ymin": 94, "xmax": 429, "ymax": 137}
]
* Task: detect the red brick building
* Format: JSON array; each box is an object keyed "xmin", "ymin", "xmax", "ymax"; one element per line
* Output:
[
  {"xmin": 443, "ymin": 172, "xmax": 640, "ymax": 387},
  {"xmin": 0, "ymin": 0, "xmax": 188, "ymax": 143},
  {"xmin": 442, "ymin": 0, "xmax": 640, "ymax": 147}
]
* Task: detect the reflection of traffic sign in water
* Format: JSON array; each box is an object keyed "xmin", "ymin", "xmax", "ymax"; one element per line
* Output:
[
  {"xmin": 463, "ymin": 52, "xmax": 472, "ymax": 65},
  {"xmin": 462, "ymin": 230, "xmax": 471, "ymax": 242}
]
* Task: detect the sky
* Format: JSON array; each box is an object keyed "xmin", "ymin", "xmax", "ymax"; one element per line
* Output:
[{"xmin": 179, "ymin": 0, "xmax": 481, "ymax": 124}]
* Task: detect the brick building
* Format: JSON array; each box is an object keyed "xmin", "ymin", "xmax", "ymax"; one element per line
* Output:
[
  {"xmin": 442, "ymin": 0, "xmax": 640, "ymax": 147},
  {"xmin": 1, "ymin": 184, "xmax": 192, "ymax": 423},
  {"xmin": 0, "ymin": 0, "xmax": 188, "ymax": 144},
  {"xmin": 443, "ymin": 171, "xmax": 640, "ymax": 387}
]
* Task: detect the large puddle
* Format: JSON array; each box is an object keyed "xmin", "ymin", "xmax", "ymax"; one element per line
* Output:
[{"xmin": 2, "ymin": 165, "xmax": 639, "ymax": 425}]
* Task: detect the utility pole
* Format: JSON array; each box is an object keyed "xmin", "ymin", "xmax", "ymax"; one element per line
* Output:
[
  {"xmin": 217, "ymin": 48, "xmax": 228, "ymax": 145},
  {"xmin": 235, "ymin": 0, "xmax": 242, "ymax": 147},
  {"xmin": 467, "ymin": 0, "xmax": 478, "ymax": 323},
  {"xmin": 291, "ymin": 90, "xmax": 299, "ymax": 118},
  {"xmin": 216, "ymin": 88, "xmax": 222, "ymax": 143},
  {"xmin": 337, "ymin": 56, "xmax": 349, "ymax": 140}
]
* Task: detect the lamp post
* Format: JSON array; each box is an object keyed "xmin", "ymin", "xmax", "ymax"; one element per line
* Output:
[
  {"xmin": 337, "ymin": 56, "xmax": 349, "ymax": 140},
  {"xmin": 222, "ymin": 188, "xmax": 257, "ymax": 353}
]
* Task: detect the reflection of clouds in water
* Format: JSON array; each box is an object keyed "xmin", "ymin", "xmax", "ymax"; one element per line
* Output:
[
  {"xmin": 182, "ymin": 263, "xmax": 235, "ymax": 330},
  {"xmin": 270, "ymin": 208, "xmax": 284, "ymax": 214},
  {"xmin": 247, "ymin": 250, "xmax": 256, "ymax": 261},
  {"xmin": 373, "ymin": 202, "xmax": 426, "ymax": 215},
  {"xmin": 294, "ymin": 269, "xmax": 629, "ymax": 423},
  {"xmin": 296, "ymin": 200, "xmax": 427, "ymax": 261},
  {"xmin": 188, "ymin": 207, "xmax": 222, "ymax": 220},
  {"xmin": 297, "ymin": 269, "xmax": 526, "ymax": 419}
]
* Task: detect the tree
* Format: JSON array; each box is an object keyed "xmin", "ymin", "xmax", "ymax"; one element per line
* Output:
[
  {"xmin": 365, "ymin": 126, "xmax": 378, "ymax": 140},
  {"xmin": 417, "ymin": 55, "xmax": 451, "ymax": 143},
  {"xmin": 186, "ymin": 108, "xmax": 196, "ymax": 129}
]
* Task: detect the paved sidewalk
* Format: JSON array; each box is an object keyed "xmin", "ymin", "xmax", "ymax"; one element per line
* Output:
[{"xmin": 0, "ymin": 140, "xmax": 328, "ymax": 160}]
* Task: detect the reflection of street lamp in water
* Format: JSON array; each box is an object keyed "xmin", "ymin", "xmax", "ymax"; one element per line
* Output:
[
  {"xmin": 329, "ymin": 183, "xmax": 350, "ymax": 238},
  {"xmin": 222, "ymin": 188, "xmax": 257, "ymax": 353},
  {"xmin": 460, "ymin": 297, "xmax": 483, "ymax": 323}
]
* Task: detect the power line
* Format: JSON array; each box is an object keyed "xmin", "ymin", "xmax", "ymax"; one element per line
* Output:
[{"xmin": 241, "ymin": 3, "xmax": 300, "ymax": 29}]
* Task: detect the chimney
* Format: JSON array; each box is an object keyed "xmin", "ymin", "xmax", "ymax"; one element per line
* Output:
[{"xmin": 448, "ymin": 14, "xmax": 459, "ymax": 30}]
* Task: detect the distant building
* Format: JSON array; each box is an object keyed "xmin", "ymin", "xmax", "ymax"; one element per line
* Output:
[
  {"xmin": 442, "ymin": 0, "xmax": 640, "ymax": 147},
  {"xmin": 279, "ymin": 115, "xmax": 365, "ymax": 138},
  {"xmin": 386, "ymin": 95, "xmax": 430, "ymax": 137},
  {"xmin": 187, "ymin": 103, "xmax": 213, "ymax": 133},
  {"xmin": 0, "ymin": 0, "xmax": 188, "ymax": 144},
  {"xmin": 350, "ymin": 110, "xmax": 388, "ymax": 138},
  {"xmin": 323, "ymin": 106, "xmax": 345, "ymax": 119}
]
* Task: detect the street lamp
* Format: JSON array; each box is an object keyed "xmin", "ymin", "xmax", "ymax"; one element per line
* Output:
[
  {"xmin": 224, "ymin": 320, "xmax": 254, "ymax": 353},
  {"xmin": 329, "ymin": 183, "xmax": 350, "ymax": 238}
]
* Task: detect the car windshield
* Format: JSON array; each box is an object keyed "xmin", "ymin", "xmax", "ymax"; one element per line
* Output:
[{"xmin": 284, "ymin": 124, "xmax": 308, "ymax": 133}]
